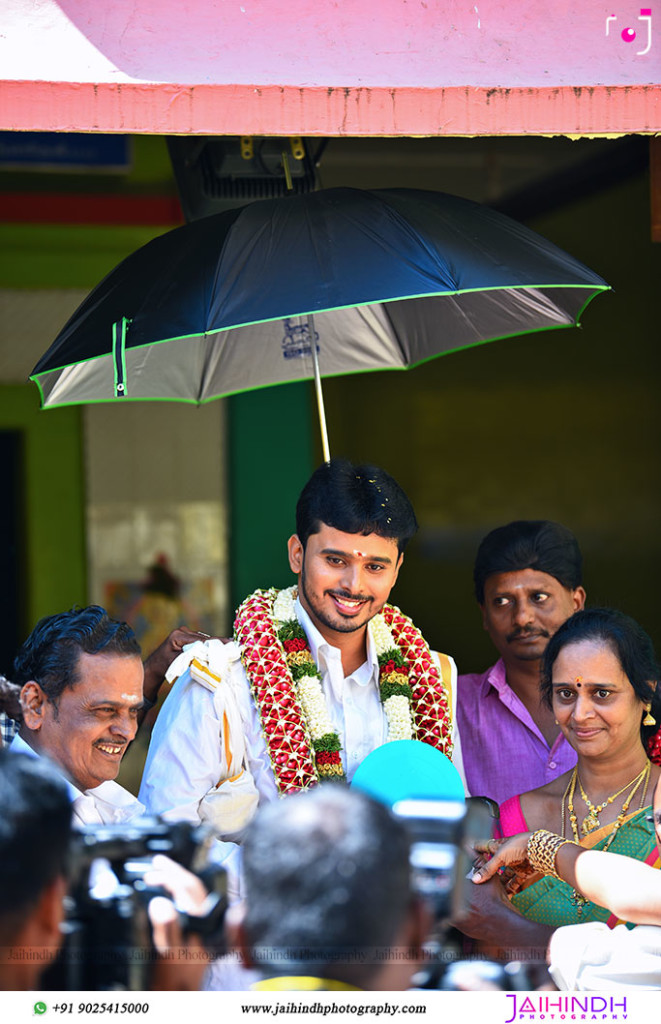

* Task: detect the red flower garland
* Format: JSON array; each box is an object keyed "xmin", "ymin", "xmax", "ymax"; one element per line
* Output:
[
  {"xmin": 648, "ymin": 727, "xmax": 661, "ymax": 767},
  {"xmin": 234, "ymin": 589, "xmax": 318, "ymax": 794},
  {"xmin": 234, "ymin": 589, "xmax": 454, "ymax": 795},
  {"xmin": 382, "ymin": 603, "xmax": 453, "ymax": 759}
]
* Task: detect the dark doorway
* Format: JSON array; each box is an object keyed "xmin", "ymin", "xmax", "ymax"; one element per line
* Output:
[{"xmin": 0, "ymin": 431, "xmax": 24, "ymax": 677}]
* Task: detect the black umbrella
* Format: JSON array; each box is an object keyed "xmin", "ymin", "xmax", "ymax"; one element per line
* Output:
[{"xmin": 31, "ymin": 188, "xmax": 609, "ymax": 459}]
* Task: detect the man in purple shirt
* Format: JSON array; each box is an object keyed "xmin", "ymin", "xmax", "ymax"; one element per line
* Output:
[{"xmin": 457, "ymin": 520, "xmax": 586, "ymax": 805}]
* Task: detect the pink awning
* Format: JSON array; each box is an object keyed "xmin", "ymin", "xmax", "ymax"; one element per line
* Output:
[{"xmin": 1, "ymin": 0, "xmax": 659, "ymax": 137}]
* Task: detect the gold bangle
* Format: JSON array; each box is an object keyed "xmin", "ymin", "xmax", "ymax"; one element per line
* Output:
[{"xmin": 527, "ymin": 829, "xmax": 571, "ymax": 880}]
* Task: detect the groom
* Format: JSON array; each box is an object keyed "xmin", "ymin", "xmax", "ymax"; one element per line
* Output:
[{"xmin": 139, "ymin": 460, "xmax": 462, "ymax": 836}]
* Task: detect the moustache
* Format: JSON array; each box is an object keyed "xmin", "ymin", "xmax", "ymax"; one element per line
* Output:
[
  {"xmin": 506, "ymin": 627, "xmax": 551, "ymax": 643},
  {"xmin": 327, "ymin": 590, "xmax": 372, "ymax": 604}
]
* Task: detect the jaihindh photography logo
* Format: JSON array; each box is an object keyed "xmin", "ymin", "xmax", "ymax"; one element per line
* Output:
[{"xmin": 504, "ymin": 994, "xmax": 628, "ymax": 1022}]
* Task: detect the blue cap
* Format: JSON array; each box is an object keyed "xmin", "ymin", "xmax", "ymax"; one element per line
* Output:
[{"xmin": 350, "ymin": 740, "xmax": 465, "ymax": 807}]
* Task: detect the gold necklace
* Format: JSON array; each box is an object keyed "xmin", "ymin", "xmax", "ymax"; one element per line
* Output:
[
  {"xmin": 566, "ymin": 768, "xmax": 580, "ymax": 841},
  {"xmin": 563, "ymin": 771, "xmax": 588, "ymax": 915},
  {"xmin": 568, "ymin": 762, "xmax": 651, "ymax": 844},
  {"xmin": 560, "ymin": 772, "xmax": 573, "ymax": 839},
  {"xmin": 576, "ymin": 762, "xmax": 651, "ymax": 834},
  {"xmin": 601, "ymin": 761, "xmax": 650, "ymax": 854},
  {"xmin": 564, "ymin": 761, "xmax": 650, "ymax": 918}
]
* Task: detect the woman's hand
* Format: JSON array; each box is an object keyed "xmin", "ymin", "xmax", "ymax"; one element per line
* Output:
[{"xmin": 472, "ymin": 833, "xmax": 532, "ymax": 883}]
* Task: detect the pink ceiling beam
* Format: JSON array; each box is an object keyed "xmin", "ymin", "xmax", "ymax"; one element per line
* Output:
[
  {"xmin": 1, "ymin": 0, "xmax": 659, "ymax": 137},
  {"xmin": 3, "ymin": 81, "xmax": 660, "ymax": 137}
]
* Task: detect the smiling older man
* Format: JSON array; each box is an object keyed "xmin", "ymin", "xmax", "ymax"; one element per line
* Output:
[{"xmin": 11, "ymin": 606, "xmax": 145, "ymax": 825}]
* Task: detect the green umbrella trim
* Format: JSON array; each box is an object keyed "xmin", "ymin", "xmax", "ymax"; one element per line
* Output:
[
  {"xmin": 31, "ymin": 283, "xmax": 610, "ymax": 379},
  {"xmin": 31, "ymin": 287, "xmax": 608, "ymax": 410}
]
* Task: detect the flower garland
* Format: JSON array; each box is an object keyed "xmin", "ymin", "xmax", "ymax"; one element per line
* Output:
[
  {"xmin": 381, "ymin": 602, "xmax": 454, "ymax": 759},
  {"xmin": 648, "ymin": 727, "xmax": 661, "ymax": 767},
  {"xmin": 370, "ymin": 613, "xmax": 415, "ymax": 741},
  {"xmin": 233, "ymin": 586, "xmax": 453, "ymax": 795},
  {"xmin": 273, "ymin": 587, "xmax": 345, "ymax": 782}
]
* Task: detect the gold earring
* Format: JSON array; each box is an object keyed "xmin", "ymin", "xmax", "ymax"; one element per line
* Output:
[{"xmin": 643, "ymin": 704, "xmax": 656, "ymax": 727}]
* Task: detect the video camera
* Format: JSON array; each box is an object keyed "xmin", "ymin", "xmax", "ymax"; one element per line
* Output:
[
  {"xmin": 42, "ymin": 817, "xmax": 228, "ymax": 991},
  {"xmin": 393, "ymin": 796, "xmax": 496, "ymax": 928},
  {"xmin": 392, "ymin": 796, "xmax": 499, "ymax": 988}
]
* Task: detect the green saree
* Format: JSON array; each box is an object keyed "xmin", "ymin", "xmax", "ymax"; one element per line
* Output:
[{"xmin": 500, "ymin": 799, "xmax": 659, "ymax": 928}]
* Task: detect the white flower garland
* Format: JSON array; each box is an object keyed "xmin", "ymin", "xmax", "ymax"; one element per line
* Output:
[
  {"xmin": 274, "ymin": 586, "xmax": 413, "ymax": 744},
  {"xmin": 369, "ymin": 614, "xmax": 396, "ymax": 653},
  {"xmin": 273, "ymin": 587, "xmax": 296, "ymax": 623},
  {"xmin": 369, "ymin": 610, "xmax": 414, "ymax": 743},
  {"xmin": 296, "ymin": 675, "xmax": 336, "ymax": 741},
  {"xmin": 383, "ymin": 694, "xmax": 414, "ymax": 740}
]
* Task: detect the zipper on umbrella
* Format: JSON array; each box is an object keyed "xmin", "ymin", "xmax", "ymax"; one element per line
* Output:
[{"xmin": 112, "ymin": 317, "xmax": 130, "ymax": 398}]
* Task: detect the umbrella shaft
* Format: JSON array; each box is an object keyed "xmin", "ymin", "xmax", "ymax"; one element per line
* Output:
[{"xmin": 308, "ymin": 314, "xmax": 330, "ymax": 463}]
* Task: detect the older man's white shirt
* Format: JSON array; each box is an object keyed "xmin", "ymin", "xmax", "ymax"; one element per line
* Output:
[{"xmin": 10, "ymin": 732, "xmax": 144, "ymax": 826}]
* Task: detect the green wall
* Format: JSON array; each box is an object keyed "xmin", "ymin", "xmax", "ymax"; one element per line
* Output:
[
  {"xmin": 0, "ymin": 386, "xmax": 86, "ymax": 634},
  {"xmin": 0, "ymin": 223, "xmax": 170, "ymax": 289},
  {"xmin": 0, "ymin": 145, "xmax": 178, "ymax": 642},
  {"xmin": 227, "ymin": 383, "xmax": 316, "ymax": 609}
]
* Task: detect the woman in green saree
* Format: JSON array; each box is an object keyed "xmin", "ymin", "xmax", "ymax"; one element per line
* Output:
[{"xmin": 477, "ymin": 607, "xmax": 661, "ymax": 929}]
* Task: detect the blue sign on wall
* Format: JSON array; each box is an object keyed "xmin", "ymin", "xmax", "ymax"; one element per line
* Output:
[{"xmin": 0, "ymin": 133, "xmax": 131, "ymax": 172}]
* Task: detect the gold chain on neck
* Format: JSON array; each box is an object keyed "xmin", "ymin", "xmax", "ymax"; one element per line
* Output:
[
  {"xmin": 560, "ymin": 760, "xmax": 651, "ymax": 918},
  {"xmin": 576, "ymin": 762, "xmax": 651, "ymax": 834},
  {"xmin": 568, "ymin": 761, "xmax": 651, "ymax": 845}
]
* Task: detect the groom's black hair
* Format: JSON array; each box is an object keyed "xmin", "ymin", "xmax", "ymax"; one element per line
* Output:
[{"xmin": 296, "ymin": 460, "xmax": 418, "ymax": 555}]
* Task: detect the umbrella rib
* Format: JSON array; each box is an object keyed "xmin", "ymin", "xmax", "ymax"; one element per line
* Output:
[
  {"xmin": 378, "ymin": 302, "xmax": 411, "ymax": 363},
  {"xmin": 198, "ymin": 331, "xmax": 219, "ymax": 403}
]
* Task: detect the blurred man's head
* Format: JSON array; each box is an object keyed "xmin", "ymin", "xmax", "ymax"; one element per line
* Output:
[
  {"xmin": 0, "ymin": 750, "xmax": 72, "ymax": 989},
  {"xmin": 15, "ymin": 606, "xmax": 143, "ymax": 792},
  {"xmin": 473, "ymin": 521, "xmax": 586, "ymax": 667},
  {"xmin": 235, "ymin": 786, "xmax": 428, "ymax": 990}
]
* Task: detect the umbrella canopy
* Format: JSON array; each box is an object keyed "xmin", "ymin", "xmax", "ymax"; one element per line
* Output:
[{"xmin": 31, "ymin": 188, "xmax": 609, "ymax": 448}]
